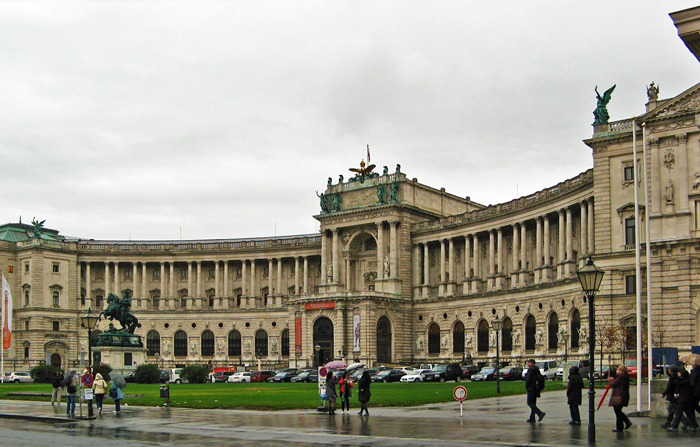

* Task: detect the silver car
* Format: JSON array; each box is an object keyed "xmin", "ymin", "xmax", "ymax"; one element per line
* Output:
[{"xmin": 5, "ymin": 371, "xmax": 34, "ymax": 383}]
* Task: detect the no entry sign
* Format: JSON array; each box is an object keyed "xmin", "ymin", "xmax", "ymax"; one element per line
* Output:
[{"xmin": 453, "ymin": 385, "xmax": 467, "ymax": 401}]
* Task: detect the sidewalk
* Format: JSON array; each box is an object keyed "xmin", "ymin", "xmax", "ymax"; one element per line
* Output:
[{"xmin": 0, "ymin": 385, "xmax": 697, "ymax": 446}]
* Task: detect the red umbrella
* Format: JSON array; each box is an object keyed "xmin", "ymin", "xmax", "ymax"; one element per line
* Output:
[{"xmin": 597, "ymin": 383, "xmax": 611, "ymax": 410}]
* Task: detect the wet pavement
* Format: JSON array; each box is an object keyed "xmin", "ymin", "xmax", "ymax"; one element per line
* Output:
[{"xmin": 0, "ymin": 386, "xmax": 698, "ymax": 446}]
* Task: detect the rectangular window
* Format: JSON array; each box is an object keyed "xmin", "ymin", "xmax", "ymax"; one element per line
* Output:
[
  {"xmin": 24, "ymin": 320, "xmax": 29, "ymax": 331},
  {"xmin": 24, "ymin": 263, "xmax": 29, "ymax": 273},
  {"xmin": 623, "ymin": 166, "xmax": 634, "ymax": 181},
  {"xmin": 52, "ymin": 321, "xmax": 60, "ymax": 331},
  {"xmin": 24, "ymin": 346, "xmax": 29, "ymax": 359},
  {"xmin": 124, "ymin": 269, "xmax": 132, "ymax": 279},
  {"xmin": 625, "ymin": 275, "xmax": 636, "ymax": 294},
  {"xmin": 625, "ymin": 218, "xmax": 636, "ymax": 246},
  {"xmin": 153, "ymin": 269, "xmax": 160, "ymax": 278},
  {"xmin": 124, "ymin": 352, "xmax": 133, "ymax": 367},
  {"xmin": 52, "ymin": 263, "xmax": 60, "ymax": 273},
  {"xmin": 7, "ymin": 266, "xmax": 13, "ymax": 273},
  {"xmin": 181, "ymin": 268, "xmax": 188, "ymax": 278},
  {"xmin": 52, "ymin": 291, "xmax": 59, "ymax": 307}
]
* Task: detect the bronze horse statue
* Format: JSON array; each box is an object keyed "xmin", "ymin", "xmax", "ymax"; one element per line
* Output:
[{"xmin": 98, "ymin": 293, "xmax": 141, "ymax": 333}]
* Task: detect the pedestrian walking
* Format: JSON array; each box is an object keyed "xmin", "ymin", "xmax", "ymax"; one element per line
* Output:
[
  {"xmin": 669, "ymin": 367, "xmax": 699, "ymax": 431},
  {"xmin": 661, "ymin": 365, "xmax": 684, "ymax": 428},
  {"xmin": 357, "ymin": 370, "xmax": 371, "ymax": 416},
  {"xmin": 524, "ymin": 359, "xmax": 545, "ymax": 422},
  {"xmin": 325, "ymin": 371, "xmax": 337, "ymax": 415},
  {"xmin": 566, "ymin": 365, "xmax": 583, "ymax": 425},
  {"xmin": 92, "ymin": 373, "xmax": 108, "ymax": 415},
  {"xmin": 608, "ymin": 364, "xmax": 632, "ymax": 432},
  {"xmin": 65, "ymin": 373, "xmax": 79, "ymax": 417},
  {"xmin": 110, "ymin": 380, "xmax": 124, "ymax": 414},
  {"xmin": 690, "ymin": 359, "xmax": 700, "ymax": 417},
  {"xmin": 50, "ymin": 371, "xmax": 63, "ymax": 406},
  {"xmin": 338, "ymin": 371, "xmax": 354, "ymax": 414}
]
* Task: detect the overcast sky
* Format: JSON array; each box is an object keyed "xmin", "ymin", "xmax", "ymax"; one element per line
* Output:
[{"xmin": 2, "ymin": 1, "xmax": 699, "ymax": 241}]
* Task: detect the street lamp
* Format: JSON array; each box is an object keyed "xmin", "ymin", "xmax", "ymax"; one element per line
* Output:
[
  {"xmin": 80, "ymin": 307, "xmax": 99, "ymax": 418},
  {"xmin": 491, "ymin": 317, "xmax": 503, "ymax": 394},
  {"xmin": 314, "ymin": 344, "xmax": 321, "ymax": 368},
  {"xmin": 561, "ymin": 331, "xmax": 570, "ymax": 363},
  {"xmin": 576, "ymin": 256, "xmax": 605, "ymax": 443}
]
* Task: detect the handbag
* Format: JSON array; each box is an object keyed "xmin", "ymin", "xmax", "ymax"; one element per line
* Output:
[
  {"xmin": 109, "ymin": 388, "xmax": 118, "ymax": 399},
  {"xmin": 608, "ymin": 395, "xmax": 622, "ymax": 406}
]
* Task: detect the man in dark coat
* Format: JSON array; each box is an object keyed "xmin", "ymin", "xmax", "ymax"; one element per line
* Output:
[
  {"xmin": 661, "ymin": 366, "xmax": 683, "ymax": 428},
  {"xmin": 690, "ymin": 360, "xmax": 700, "ymax": 417},
  {"xmin": 670, "ymin": 368, "xmax": 699, "ymax": 431},
  {"xmin": 524, "ymin": 359, "xmax": 545, "ymax": 422},
  {"xmin": 566, "ymin": 366, "xmax": 583, "ymax": 425}
]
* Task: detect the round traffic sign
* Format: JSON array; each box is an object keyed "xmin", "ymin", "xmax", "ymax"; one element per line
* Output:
[
  {"xmin": 453, "ymin": 385, "xmax": 467, "ymax": 401},
  {"xmin": 319, "ymin": 367, "xmax": 328, "ymax": 377},
  {"xmin": 82, "ymin": 372, "xmax": 94, "ymax": 387}
]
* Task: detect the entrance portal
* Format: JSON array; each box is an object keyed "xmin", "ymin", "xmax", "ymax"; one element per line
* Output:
[{"xmin": 313, "ymin": 317, "xmax": 334, "ymax": 367}]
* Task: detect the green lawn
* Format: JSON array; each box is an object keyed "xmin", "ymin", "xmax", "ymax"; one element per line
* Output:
[{"xmin": 0, "ymin": 380, "xmax": 568, "ymax": 410}]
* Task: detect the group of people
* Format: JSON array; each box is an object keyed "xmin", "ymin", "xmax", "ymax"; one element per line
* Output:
[
  {"xmin": 524, "ymin": 357, "xmax": 700, "ymax": 432},
  {"xmin": 50, "ymin": 370, "xmax": 125, "ymax": 416},
  {"xmin": 324, "ymin": 370, "xmax": 371, "ymax": 415}
]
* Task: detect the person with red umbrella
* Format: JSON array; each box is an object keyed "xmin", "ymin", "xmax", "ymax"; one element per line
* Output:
[{"xmin": 608, "ymin": 364, "xmax": 632, "ymax": 432}]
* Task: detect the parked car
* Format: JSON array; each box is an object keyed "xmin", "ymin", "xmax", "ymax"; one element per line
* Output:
[
  {"xmin": 213, "ymin": 370, "xmax": 237, "ymax": 382},
  {"xmin": 554, "ymin": 360, "xmax": 590, "ymax": 380},
  {"xmin": 398, "ymin": 366, "xmax": 415, "ymax": 373},
  {"xmin": 522, "ymin": 360, "xmax": 557, "ymax": 380},
  {"xmin": 249, "ymin": 370, "xmax": 275, "ymax": 382},
  {"xmin": 461, "ymin": 364, "xmax": 480, "ymax": 380},
  {"xmin": 471, "ymin": 367, "xmax": 498, "ymax": 382},
  {"xmin": 624, "ymin": 357, "xmax": 656, "ymax": 379},
  {"xmin": 5, "ymin": 371, "xmax": 34, "ymax": 383},
  {"xmin": 419, "ymin": 364, "xmax": 435, "ymax": 371},
  {"xmin": 593, "ymin": 365, "xmax": 615, "ymax": 380},
  {"xmin": 291, "ymin": 370, "xmax": 318, "ymax": 383},
  {"xmin": 268, "ymin": 371, "xmax": 299, "ymax": 382},
  {"xmin": 423, "ymin": 363, "xmax": 463, "ymax": 382},
  {"xmin": 371, "ymin": 369, "xmax": 405, "ymax": 383},
  {"xmin": 159, "ymin": 370, "xmax": 171, "ymax": 383},
  {"xmin": 497, "ymin": 365, "xmax": 523, "ymax": 381},
  {"xmin": 169, "ymin": 368, "xmax": 187, "ymax": 384},
  {"xmin": 350, "ymin": 368, "xmax": 377, "ymax": 381},
  {"xmin": 228, "ymin": 372, "xmax": 252, "ymax": 383},
  {"xmin": 399, "ymin": 369, "xmax": 430, "ymax": 383}
]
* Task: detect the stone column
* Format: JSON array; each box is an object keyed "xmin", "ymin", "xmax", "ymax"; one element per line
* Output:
[
  {"xmin": 132, "ymin": 263, "xmax": 138, "ymax": 299},
  {"xmin": 223, "ymin": 261, "xmax": 229, "ymax": 305},
  {"xmin": 321, "ymin": 230, "xmax": 328, "ymax": 285},
  {"xmin": 86, "ymin": 262, "xmax": 92, "ymax": 305},
  {"xmin": 439, "ymin": 239, "xmax": 446, "ymax": 296},
  {"xmin": 390, "ymin": 221, "xmax": 398, "ymax": 278},
  {"xmin": 677, "ymin": 134, "xmax": 689, "ymax": 212},
  {"xmin": 535, "ymin": 217, "xmax": 543, "ymax": 283},
  {"xmin": 77, "ymin": 261, "xmax": 82, "ymax": 307},
  {"xmin": 580, "ymin": 201, "xmax": 588, "ymax": 260},
  {"xmin": 543, "ymin": 216, "xmax": 551, "ymax": 281},
  {"xmin": 463, "ymin": 235, "xmax": 471, "ymax": 294},
  {"xmin": 186, "ymin": 262, "xmax": 192, "ymax": 309},
  {"xmin": 512, "ymin": 224, "xmax": 519, "ymax": 286},
  {"xmin": 565, "ymin": 207, "xmax": 573, "ymax": 276},
  {"xmin": 105, "ymin": 262, "xmax": 111, "ymax": 296},
  {"xmin": 650, "ymin": 138, "xmax": 661, "ymax": 214},
  {"xmin": 412, "ymin": 245, "xmax": 421, "ymax": 296},
  {"xmin": 114, "ymin": 263, "xmax": 120, "ymax": 297},
  {"xmin": 277, "ymin": 258, "xmax": 284, "ymax": 307},
  {"xmin": 471, "ymin": 235, "xmax": 481, "ymax": 293},
  {"xmin": 332, "ymin": 229, "xmax": 340, "ymax": 284},
  {"xmin": 519, "ymin": 222, "xmax": 527, "ymax": 285},
  {"xmin": 422, "ymin": 243, "xmax": 430, "ymax": 297},
  {"xmin": 496, "ymin": 228, "xmax": 503, "ymax": 289},
  {"xmin": 447, "ymin": 237, "xmax": 455, "ymax": 295},
  {"xmin": 268, "ymin": 258, "xmax": 274, "ymax": 306},
  {"xmin": 294, "ymin": 257, "xmax": 300, "ymax": 296},
  {"xmin": 377, "ymin": 222, "xmax": 385, "ymax": 281},
  {"xmin": 169, "ymin": 262, "xmax": 175, "ymax": 303},
  {"xmin": 215, "ymin": 260, "xmax": 221, "ymax": 298},
  {"xmin": 558, "ymin": 210, "xmax": 565, "ymax": 278},
  {"xmin": 196, "ymin": 261, "xmax": 202, "ymax": 302},
  {"xmin": 303, "ymin": 256, "xmax": 309, "ymax": 296},
  {"xmin": 250, "ymin": 260, "xmax": 257, "ymax": 307},
  {"xmin": 142, "ymin": 262, "xmax": 148, "ymax": 300},
  {"xmin": 241, "ymin": 260, "xmax": 248, "ymax": 306},
  {"xmin": 488, "ymin": 230, "xmax": 495, "ymax": 290}
]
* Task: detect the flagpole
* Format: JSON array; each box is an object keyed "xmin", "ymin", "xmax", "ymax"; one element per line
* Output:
[
  {"xmin": 642, "ymin": 121, "xmax": 653, "ymax": 407},
  {"xmin": 632, "ymin": 117, "xmax": 643, "ymax": 413}
]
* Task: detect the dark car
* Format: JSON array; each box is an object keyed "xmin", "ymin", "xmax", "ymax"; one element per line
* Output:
[
  {"xmin": 471, "ymin": 367, "xmax": 497, "ymax": 382},
  {"xmin": 291, "ymin": 370, "xmax": 318, "ymax": 382},
  {"xmin": 351, "ymin": 368, "xmax": 377, "ymax": 380},
  {"xmin": 497, "ymin": 366, "xmax": 523, "ymax": 381},
  {"xmin": 268, "ymin": 371, "xmax": 299, "ymax": 382},
  {"xmin": 159, "ymin": 370, "xmax": 171, "ymax": 383},
  {"xmin": 461, "ymin": 364, "xmax": 480, "ymax": 380},
  {"xmin": 423, "ymin": 363, "xmax": 462, "ymax": 382},
  {"xmin": 371, "ymin": 369, "xmax": 405, "ymax": 383},
  {"xmin": 249, "ymin": 370, "xmax": 275, "ymax": 382},
  {"xmin": 214, "ymin": 370, "xmax": 237, "ymax": 382}
]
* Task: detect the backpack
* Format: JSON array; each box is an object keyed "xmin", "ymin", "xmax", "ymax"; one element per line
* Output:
[
  {"xmin": 537, "ymin": 372, "xmax": 546, "ymax": 390},
  {"xmin": 67, "ymin": 382, "xmax": 77, "ymax": 394}
]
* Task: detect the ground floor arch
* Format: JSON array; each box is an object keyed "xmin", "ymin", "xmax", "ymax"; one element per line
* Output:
[{"xmin": 313, "ymin": 316, "xmax": 333, "ymax": 366}]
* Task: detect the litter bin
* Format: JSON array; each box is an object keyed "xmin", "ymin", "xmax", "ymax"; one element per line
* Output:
[{"xmin": 159, "ymin": 384, "xmax": 170, "ymax": 399}]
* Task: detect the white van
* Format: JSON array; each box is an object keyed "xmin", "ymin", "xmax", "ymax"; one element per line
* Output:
[
  {"xmin": 169, "ymin": 368, "xmax": 187, "ymax": 383},
  {"xmin": 522, "ymin": 360, "xmax": 558, "ymax": 380}
]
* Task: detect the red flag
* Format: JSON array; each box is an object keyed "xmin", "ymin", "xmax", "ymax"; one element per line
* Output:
[{"xmin": 2, "ymin": 275, "xmax": 12, "ymax": 349}]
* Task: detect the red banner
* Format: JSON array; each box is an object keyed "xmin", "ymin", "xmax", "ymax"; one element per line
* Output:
[
  {"xmin": 295, "ymin": 317, "xmax": 302, "ymax": 353},
  {"xmin": 304, "ymin": 301, "xmax": 336, "ymax": 310}
]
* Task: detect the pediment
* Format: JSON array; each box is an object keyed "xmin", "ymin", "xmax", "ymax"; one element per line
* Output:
[{"xmin": 643, "ymin": 81, "xmax": 700, "ymax": 121}]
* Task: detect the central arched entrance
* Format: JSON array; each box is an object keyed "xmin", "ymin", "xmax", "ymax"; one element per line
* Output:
[
  {"xmin": 313, "ymin": 317, "xmax": 334, "ymax": 366},
  {"xmin": 376, "ymin": 316, "xmax": 392, "ymax": 363}
]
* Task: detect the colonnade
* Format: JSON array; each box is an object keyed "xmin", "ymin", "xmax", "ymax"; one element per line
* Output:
[
  {"xmin": 77, "ymin": 255, "xmax": 318, "ymax": 311},
  {"xmin": 414, "ymin": 200, "xmax": 594, "ymax": 297}
]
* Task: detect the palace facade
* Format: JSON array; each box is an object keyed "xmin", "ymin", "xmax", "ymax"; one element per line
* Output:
[{"xmin": 3, "ymin": 7, "xmax": 700, "ymax": 373}]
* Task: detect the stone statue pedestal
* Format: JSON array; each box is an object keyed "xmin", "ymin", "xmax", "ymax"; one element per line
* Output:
[{"xmin": 95, "ymin": 345, "xmax": 147, "ymax": 375}]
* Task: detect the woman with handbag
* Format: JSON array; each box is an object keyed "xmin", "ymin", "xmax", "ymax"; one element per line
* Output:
[
  {"xmin": 608, "ymin": 364, "xmax": 632, "ymax": 432},
  {"xmin": 92, "ymin": 373, "xmax": 108, "ymax": 415},
  {"xmin": 357, "ymin": 370, "xmax": 371, "ymax": 416},
  {"xmin": 110, "ymin": 380, "xmax": 124, "ymax": 414}
]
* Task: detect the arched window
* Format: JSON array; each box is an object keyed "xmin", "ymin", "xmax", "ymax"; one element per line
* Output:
[
  {"xmin": 428, "ymin": 323, "xmax": 440, "ymax": 354},
  {"xmin": 525, "ymin": 315, "xmax": 536, "ymax": 351},
  {"xmin": 502, "ymin": 317, "xmax": 513, "ymax": 352},
  {"xmin": 201, "ymin": 330, "xmax": 215, "ymax": 356},
  {"xmin": 255, "ymin": 330, "xmax": 268, "ymax": 356},
  {"xmin": 452, "ymin": 321, "xmax": 465, "ymax": 353},
  {"xmin": 548, "ymin": 313, "xmax": 559, "ymax": 350},
  {"xmin": 174, "ymin": 330, "xmax": 187, "ymax": 357},
  {"xmin": 570, "ymin": 309, "xmax": 581, "ymax": 348},
  {"xmin": 281, "ymin": 329, "xmax": 289, "ymax": 356},
  {"xmin": 146, "ymin": 330, "xmax": 160, "ymax": 356},
  {"xmin": 377, "ymin": 317, "xmax": 392, "ymax": 363},
  {"xmin": 477, "ymin": 320, "xmax": 489, "ymax": 353},
  {"xmin": 228, "ymin": 330, "xmax": 241, "ymax": 356}
]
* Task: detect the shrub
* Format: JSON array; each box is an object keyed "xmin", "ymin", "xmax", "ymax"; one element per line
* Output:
[
  {"xmin": 134, "ymin": 364, "xmax": 161, "ymax": 383},
  {"xmin": 29, "ymin": 364, "xmax": 62, "ymax": 383},
  {"xmin": 181, "ymin": 365, "xmax": 209, "ymax": 383},
  {"xmin": 92, "ymin": 364, "xmax": 113, "ymax": 380}
]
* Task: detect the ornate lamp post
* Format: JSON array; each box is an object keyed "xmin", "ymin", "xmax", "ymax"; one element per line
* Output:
[
  {"xmin": 576, "ymin": 256, "xmax": 605, "ymax": 443},
  {"xmin": 80, "ymin": 307, "xmax": 99, "ymax": 418},
  {"xmin": 314, "ymin": 344, "xmax": 321, "ymax": 368},
  {"xmin": 491, "ymin": 317, "xmax": 503, "ymax": 394},
  {"xmin": 561, "ymin": 331, "xmax": 570, "ymax": 363}
]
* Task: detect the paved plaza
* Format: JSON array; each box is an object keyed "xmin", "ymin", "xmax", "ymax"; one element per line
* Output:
[{"xmin": 0, "ymin": 386, "xmax": 697, "ymax": 446}]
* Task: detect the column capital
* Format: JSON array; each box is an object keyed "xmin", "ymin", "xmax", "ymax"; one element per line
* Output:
[{"xmin": 676, "ymin": 133, "xmax": 688, "ymax": 144}]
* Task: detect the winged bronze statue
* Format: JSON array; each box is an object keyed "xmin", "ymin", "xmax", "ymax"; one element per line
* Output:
[
  {"xmin": 593, "ymin": 84, "xmax": 616, "ymax": 125},
  {"xmin": 349, "ymin": 160, "xmax": 376, "ymax": 177}
]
